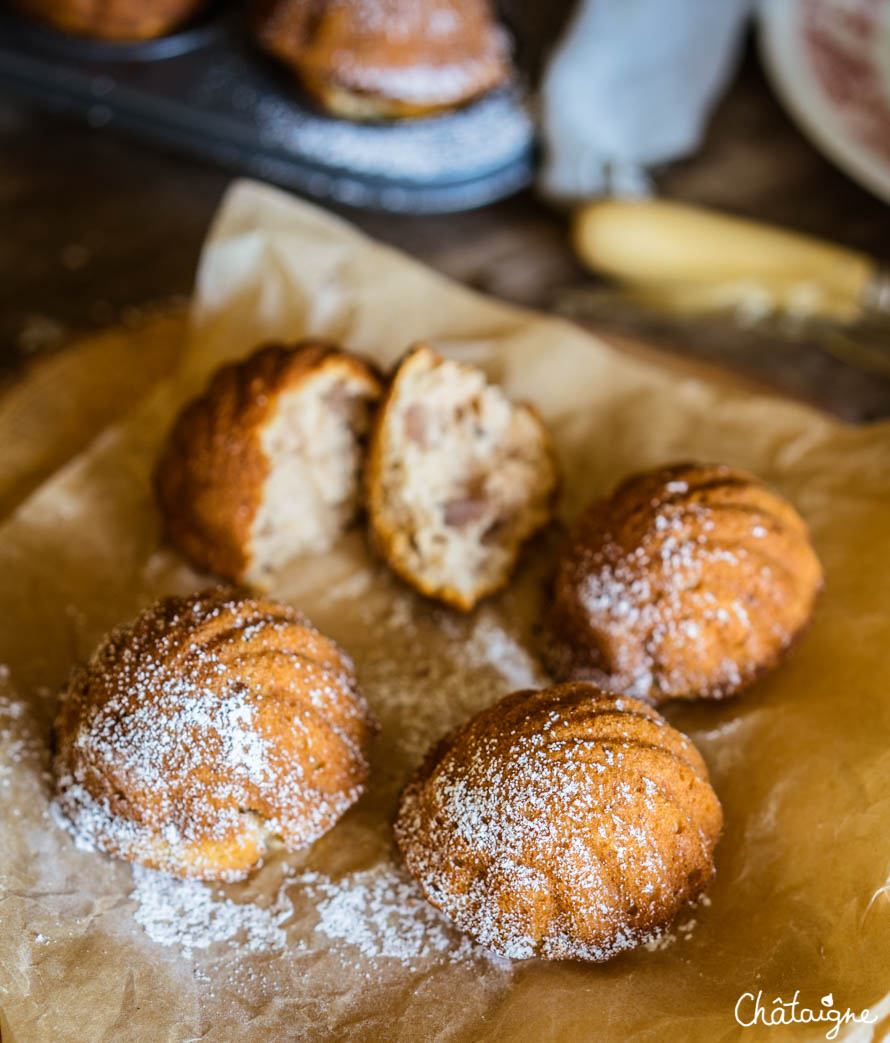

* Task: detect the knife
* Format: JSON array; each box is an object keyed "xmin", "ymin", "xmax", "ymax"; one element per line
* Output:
[
  {"xmin": 561, "ymin": 198, "xmax": 890, "ymax": 376},
  {"xmin": 571, "ymin": 199, "xmax": 890, "ymax": 323}
]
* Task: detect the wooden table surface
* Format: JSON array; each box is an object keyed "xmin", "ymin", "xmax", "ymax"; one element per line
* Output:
[{"xmin": 2, "ymin": 40, "xmax": 890, "ymax": 421}]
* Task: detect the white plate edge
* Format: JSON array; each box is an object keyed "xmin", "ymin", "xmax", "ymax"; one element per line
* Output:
[{"xmin": 758, "ymin": 0, "xmax": 890, "ymax": 205}]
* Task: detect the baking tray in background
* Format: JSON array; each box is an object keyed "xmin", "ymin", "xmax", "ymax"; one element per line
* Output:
[{"xmin": 0, "ymin": 3, "xmax": 536, "ymax": 214}]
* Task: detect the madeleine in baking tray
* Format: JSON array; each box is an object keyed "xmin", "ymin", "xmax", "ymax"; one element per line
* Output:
[
  {"xmin": 365, "ymin": 343, "xmax": 558, "ymax": 611},
  {"xmin": 155, "ymin": 340, "xmax": 383, "ymax": 587},
  {"xmin": 52, "ymin": 588, "xmax": 376, "ymax": 881},
  {"xmin": 395, "ymin": 682, "xmax": 722, "ymax": 960},
  {"xmin": 254, "ymin": 0, "xmax": 513, "ymax": 120},
  {"xmin": 11, "ymin": 0, "xmax": 209, "ymax": 40},
  {"xmin": 544, "ymin": 462, "xmax": 824, "ymax": 703}
]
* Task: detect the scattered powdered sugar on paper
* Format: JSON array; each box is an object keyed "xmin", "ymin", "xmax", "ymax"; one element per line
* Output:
[
  {"xmin": 461, "ymin": 609, "xmax": 549, "ymax": 691},
  {"xmin": 643, "ymin": 893, "xmax": 712, "ymax": 952},
  {"xmin": 127, "ymin": 856, "xmax": 506, "ymax": 973},
  {"xmin": 298, "ymin": 861, "xmax": 502, "ymax": 967},
  {"xmin": 348, "ymin": 588, "xmax": 548, "ymax": 768},
  {"xmin": 348, "ymin": 593, "xmax": 480, "ymax": 763},
  {"xmin": 0, "ymin": 671, "xmax": 47, "ymax": 790},
  {"xmin": 129, "ymin": 864, "xmax": 296, "ymax": 958},
  {"xmin": 0, "ymin": 693, "xmax": 27, "ymax": 784}
]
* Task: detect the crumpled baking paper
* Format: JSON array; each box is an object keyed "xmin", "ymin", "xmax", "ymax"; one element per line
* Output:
[
  {"xmin": 1, "ymin": 180, "xmax": 889, "ymax": 1042},
  {"xmin": 0, "ymin": 311, "xmax": 183, "ymax": 520}
]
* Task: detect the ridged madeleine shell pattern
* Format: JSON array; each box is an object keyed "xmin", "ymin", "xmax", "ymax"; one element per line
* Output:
[
  {"xmin": 395, "ymin": 682, "xmax": 722, "ymax": 961},
  {"xmin": 545, "ymin": 462, "xmax": 824, "ymax": 703},
  {"xmin": 53, "ymin": 588, "xmax": 376, "ymax": 881}
]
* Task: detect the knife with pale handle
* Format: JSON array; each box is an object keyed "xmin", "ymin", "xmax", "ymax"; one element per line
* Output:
[
  {"xmin": 560, "ymin": 198, "xmax": 890, "ymax": 380},
  {"xmin": 571, "ymin": 199, "xmax": 890, "ymax": 324}
]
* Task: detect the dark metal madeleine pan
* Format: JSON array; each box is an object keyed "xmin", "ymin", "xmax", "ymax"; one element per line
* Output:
[{"xmin": 0, "ymin": 4, "xmax": 535, "ymax": 214}]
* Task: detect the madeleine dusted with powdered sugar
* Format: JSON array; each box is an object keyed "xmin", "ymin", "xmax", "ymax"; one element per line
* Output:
[
  {"xmin": 255, "ymin": 0, "xmax": 512, "ymax": 120},
  {"xmin": 544, "ymin": 462, "xmax": 823, "ymax": 703},
  {"xmin": 395, "ymin": 682, "xmax": 722, "ymax": 961},
  {"xmin": 155, "ymin": 340, "xmax": 382, "ymax": 587},
  {"xmin": 52, "ymin": 588, "xmax": 376, "ymax": 881}
]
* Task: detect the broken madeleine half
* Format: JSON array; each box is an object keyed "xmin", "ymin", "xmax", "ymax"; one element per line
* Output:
[
  {"xmin": 155, "ymin": 340, "xmax": 383, "ymax": 586},
  {"xmin": 365, "ymin": 343, "xmax": 558, "ymax": 610}
]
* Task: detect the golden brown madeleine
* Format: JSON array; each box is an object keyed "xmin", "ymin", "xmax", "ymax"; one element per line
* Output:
[
  {"xmin": 10, "ymin": 0, "xmax": 209, "ymax": 41},
  {"xmin": 254, "ymin": 0, "xmax": 513, "ymax": 120},
  {"xmin": 52, "ymin": 588, "xmax": 376, "ymax": 881},
  {"xmin": 544, "ymin": 462, "xmax": 824, "ymax": 703},
  {"xmin": 365, "ymin": 343, "xmax": 558, "ymax": 611},
  {"xmin": 395, "ymin": 682, "xmax": 722, "ymax": 960},
  {"xmin": 155, "ymin": 341, "xmax": 383, "ymax": 586}
]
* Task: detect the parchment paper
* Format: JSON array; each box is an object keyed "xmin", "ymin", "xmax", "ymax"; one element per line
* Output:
[
  {"xmin": 0, "ymin": 311, "xmax": 183, "ymax": 519},
  {"xmin": 2, "ymin": 180, "xmax": 890, "ymax": 1043}
]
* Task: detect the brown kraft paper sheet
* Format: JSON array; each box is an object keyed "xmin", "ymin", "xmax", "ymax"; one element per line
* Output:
[{"xmin": 1, "ymin": 181, "xmax": 890, "ymax": 1043}]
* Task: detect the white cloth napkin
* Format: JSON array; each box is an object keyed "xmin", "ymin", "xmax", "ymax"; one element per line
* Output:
[{"xmin": 539, "ymin": 0, "xmax": 753, "ymax": 202}]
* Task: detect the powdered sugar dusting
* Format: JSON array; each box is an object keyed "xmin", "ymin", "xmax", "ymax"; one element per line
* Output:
[
  {"xmin": 461, "ymin": 609, "xmax": 548, "ymax": 691},
  {"xmin": 85, "ymin": 682, "xmax": 273, "ymax": 791},
  {"xmin": 262, "ymin": 0, "xmax": 511, "ymax": 107},
  {"xmin": 350, "ymin": 587, "xmax": 543, "ymax": 766},
  {"xmin": 126, "ymin": 854, "xmax": 505, "ymax": 972},
  {"xmin": 0, "ymin": 689, "xmax": 28, "ymax": 776},
  {"xmin": 0, "ymin": 679, "xmax": 46, "ymax": 791},
  {"xmin": 299, "ymin": 861, "xmax": 503, "ymax": 967},
  {"xmin": 252, "ymin": 86, "xmax": 532, "ymax": 184},
  {"xmin": 335, "ymin": 57, "xmax": 497, "ymax": 106},
  {"xmin": 130, "ymin": 864, "xmax": 296, "ymax": 957}
]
